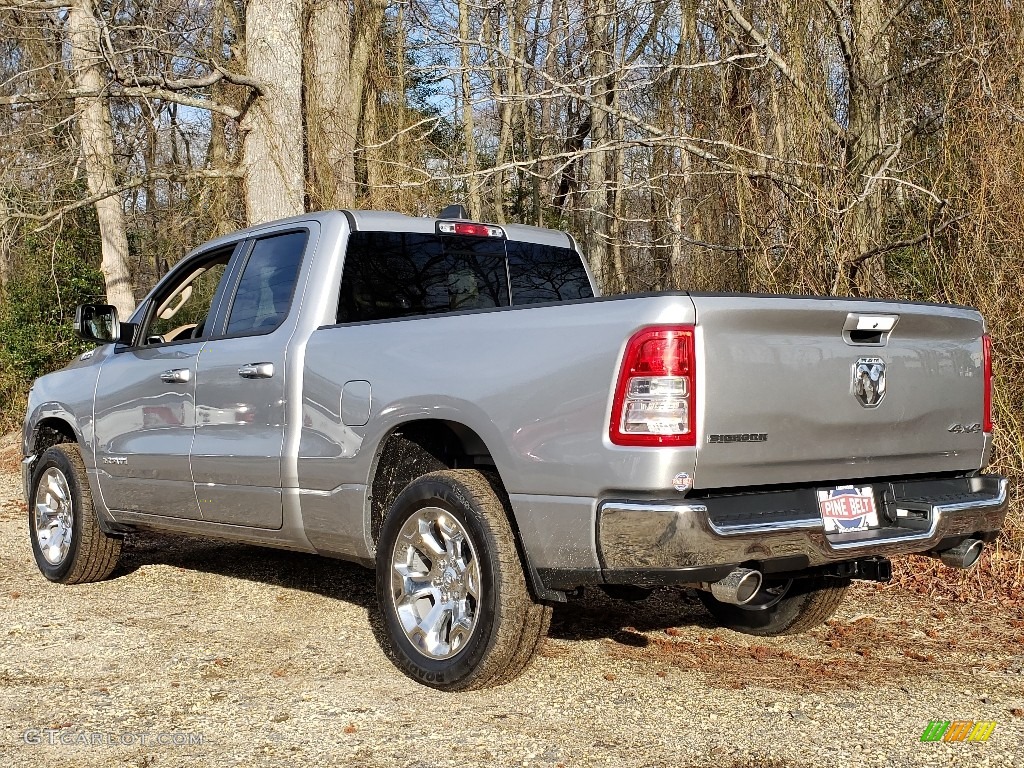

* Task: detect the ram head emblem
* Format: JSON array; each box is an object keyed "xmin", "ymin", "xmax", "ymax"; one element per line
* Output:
[{"xmin": 852, "ymin": 357, "xmax": 886, "ymax": 408}]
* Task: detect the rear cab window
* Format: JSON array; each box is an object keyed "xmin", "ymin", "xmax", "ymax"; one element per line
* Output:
[
  {"xmin": 337, "ymin": 230, "xmax": 593, "ymax": 323},
  {"xmin": 506, "ymin": 241, "xmax": 594, "ymax": 304}
]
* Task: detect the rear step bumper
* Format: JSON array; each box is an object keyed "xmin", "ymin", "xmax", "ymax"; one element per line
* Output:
[{"xmin": 597, "ymin": 475, "xmax": 1008, "ymax": 586}]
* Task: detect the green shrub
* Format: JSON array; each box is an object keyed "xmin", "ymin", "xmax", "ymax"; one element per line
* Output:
[{"xmin": 0, "ymin": 230, "xmax": 105, "ymax": 431}]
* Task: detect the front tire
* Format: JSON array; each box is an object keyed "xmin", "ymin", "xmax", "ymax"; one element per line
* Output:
[
  {"xmin": 376, "ymin": 470, "xmax": 551, "ymax": 690},
  {"xmin": 698, "ymin": 575, "xmax": 849, "ymax": 636},
  {"xmin": 29, "ymin": 444, "xmax": 122, "ymax": 584}
]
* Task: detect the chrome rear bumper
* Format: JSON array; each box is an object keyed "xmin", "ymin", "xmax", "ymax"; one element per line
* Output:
[{"xmin": 598, "ymin": 475, "xmax": 1008, "ymax": 579}]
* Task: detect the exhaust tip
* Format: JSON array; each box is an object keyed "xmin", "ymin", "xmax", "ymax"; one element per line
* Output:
[
  {"xmin": 708, "ymin": 567, "xmax": 762, "ymax": 605},
  {"xmin": 938, "ymin": 538, "xmax": 984, "ymax": 569}
]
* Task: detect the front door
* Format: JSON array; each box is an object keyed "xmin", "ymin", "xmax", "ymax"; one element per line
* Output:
[
  {"xmin": 190, "ymin": 229, "xmax": 309, "ymax": 528},
  {"xmin": 93, "ymin": 248, "xmax": 235, "ymax": 517}
]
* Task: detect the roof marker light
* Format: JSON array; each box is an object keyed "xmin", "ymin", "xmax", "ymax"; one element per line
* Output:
[{"xmin": 437, "ymin": 221, "xmax": 505, "ymax": 238}]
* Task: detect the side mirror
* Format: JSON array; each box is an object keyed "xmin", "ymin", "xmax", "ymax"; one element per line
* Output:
[{"xmin": 74, "ymin": 304, "xmax": 137, "ymax": 345}]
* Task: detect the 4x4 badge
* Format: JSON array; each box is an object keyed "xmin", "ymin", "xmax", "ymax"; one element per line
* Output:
[
  {"xmin": 948, "ymin": 423, "xmax": 982, "ymax": 434},
  {"xmin": 852, "ymin": 357, "xmax": 886, "ymax": 408}
]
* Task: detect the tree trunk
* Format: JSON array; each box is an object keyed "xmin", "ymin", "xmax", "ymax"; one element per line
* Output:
[
  {"xmin": 0, "ymin": 191, "xmax": 12, "ymax": 288},
  {"xmin": 208, "ymin": 100, "xmax": 233, "ymax": 237},
  {"xmin": 609, "ymin": 74, "xmax": 627, "ymax": 293},
  {"xmin": 537, "ymin": 0, "xmax": 564, "ymax": 223},
  {"xmin": 343, "ymin": 0, "xmax": 387, "ymax": 203},
  {"xmin": 202, "ymin": 0, "xmax": 244, "ymax": 239},
  {"xmin": 489, "ymin": 8, "xmax": 512, "ymax": 224},
  {"xmin": 305, "ymin": 0, "xmax": 351, "ymax": 209},
  {"xmin": 395, "ymin": 2, "xmax": 408, "ymax": 212},
  {"xmin": 841, "ymin": 0, "xmax": 889, "ymax": 295},
  {"xmin": 69, "ymin": 0, "xmax": 136, "ymax": 317},
  {"xmin": 243, "ymin": 0, "xmax": 304, "ymax": 223},
  {"xmin": 508, "ymin": 0, "xmax": 528, "ymax": 222},
  {"xmin": 304, "ymin": 0, "xmax": 387, "ymax": 210},
  {"xmin": 458, "ymin": 0, "xmax": 480, "ymax": 217},
  {"xmin": 583, "ymin": 0, "xmax": 610, "ymax": 290},
  {"xmin": 143, "ymin": 111, "xmax": 161, "ymax": 281},
  {"xmin": 362, "ymin": 91, "xmax": 383, "ymax": 207},
  {"xmin": 670, "ymin": 187, "xmax": 685, "ymax": 289}
]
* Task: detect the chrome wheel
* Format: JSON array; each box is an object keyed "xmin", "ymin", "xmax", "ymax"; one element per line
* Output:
[
  {"xmin": 34, "ymin": 467, "xmax": 74, "ymax": 566},
  {"xmin": 390, "ymin": 506, "xmax": 482, "ymax": 660},
  {"xmin": 737, "ymin": 578, "xmax": 794, "ymax": 611}
]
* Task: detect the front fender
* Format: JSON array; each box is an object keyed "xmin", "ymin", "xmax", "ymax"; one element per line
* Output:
[
  {"xmin": 23, "ymin": 350, "xmax": 105, "ymax": 466},
  {"xmin": 22, "ymin": 352, "xmax": 106, "ymax": 512}
]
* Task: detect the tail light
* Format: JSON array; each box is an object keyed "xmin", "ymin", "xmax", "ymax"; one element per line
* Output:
[
  {"xmin": 983, "ymin": 334, "xmax": 993, "ymax": 433},
  {"xmin": 610, "ymin": 325, "xmax": 696, "ymax": 446}
]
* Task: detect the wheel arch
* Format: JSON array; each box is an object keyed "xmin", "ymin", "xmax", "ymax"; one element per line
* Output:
[
  {"xmin": 30, "ymin": 415, "xmax": 81, "ymax": 454},
  {"xmin": 367, "ymin": 419, "xmax": 496, "ymax": 544},
  {"xmin": 367, "ymin": 418, "xmax": 563, "ymax": 602}
]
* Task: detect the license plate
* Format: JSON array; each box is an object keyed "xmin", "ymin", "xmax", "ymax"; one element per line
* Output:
[{"xmin": 817, "ymin": 485, "xmax": 880, "ymax": 533}]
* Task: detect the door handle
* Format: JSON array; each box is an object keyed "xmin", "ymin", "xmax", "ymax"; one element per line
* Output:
[
  {"xmin": 238, "ymin": 362, "xmax": 274, "ymax": 379},
  {"xmin": 160, "ymin": 368, "xmax": 191, "ymax": 384}
]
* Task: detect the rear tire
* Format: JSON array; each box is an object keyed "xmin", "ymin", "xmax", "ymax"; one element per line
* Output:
[
  {"xmin": 376, "ymin": 470, "xmax": 551, "ymax": 690},
  {"xmin": 29, "ymin": 444, "xmax": 122, "ymax": 584},
  {"xmin": 698, "ymin": 575, "xmax": 849, "ymax": 636}
]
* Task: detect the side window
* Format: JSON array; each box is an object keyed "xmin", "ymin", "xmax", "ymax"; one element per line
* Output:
[
  {"xmin": 225, "ymin": 231, "xmax": 307, "ymax": 335},
  {"xmin": 337, "ymin": 232, "xmax": 509, "ymax": 323},
  {"xmin": 142, "ymin": 250, "xmax": 233, "ymax": 345},
  {"xmin": 507, "ymin": 241, "xmax": 594, "ymax": 304}
]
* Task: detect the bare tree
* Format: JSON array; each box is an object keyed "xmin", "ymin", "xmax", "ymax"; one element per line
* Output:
[
  {"xmin": 582, "ymin": 0, "xmax": 610, "ymax": 289},
  {"xmin": 69, "ymin": 0, "xmax": 135, "ymax": 316},
  {"xmin": 304, "ymin": 0, "xmax": 388, "ymax": 210},
  {"xmin": 243, "ymin": 0, "xmax": 304, "ymax": 222},
  {"xmin": 458, "ymin": 0, "xmax": 481, "ymax": 217}
]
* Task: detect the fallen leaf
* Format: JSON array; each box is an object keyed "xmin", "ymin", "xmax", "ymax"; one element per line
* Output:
[{"xmin": 903, "ymin": 649, "xmax": 934, "ymax": 663}]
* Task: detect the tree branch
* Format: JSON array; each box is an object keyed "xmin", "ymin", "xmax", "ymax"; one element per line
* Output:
[
  {"xmin": 0, "ymin": 85, "xmax": 244, "ymax": 118},
  {"xmin": 473, "ymin": 37, "xmax": 822, "ymax": 189},
  {"xmin": 107, "ymin": 63, "xmax": 262, "ymax": 95},
  {"xmin": 850, "ymin": 205, "xmax": 956, "ymax": 267},
  {"xmin": 0, "ymin": 1, "xmax": 66, "ymax": 11},
  {"xmin": 720, "ymin": 0, "xmax": 851, "ymax": 143},
  {"xmin": 9, "ymin": 169, "xmax": 245, "ymax": 231},
  {"xmin": 95, "ymin": 18, "xmax": 262, "ymax": 96},
  {"xmin": 822, "ymin": 0, "xmax": 855, "ymax": 76}
]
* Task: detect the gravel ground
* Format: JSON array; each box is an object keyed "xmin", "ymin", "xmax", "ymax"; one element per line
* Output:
[{"xmin": 1, "ymin": 464, "xmax": 1022, "ymax": 768}]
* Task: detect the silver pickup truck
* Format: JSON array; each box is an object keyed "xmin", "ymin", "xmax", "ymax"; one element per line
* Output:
[{"xmin": 22, "ymin": 209, "xmax": 1008, "ymax": 690}]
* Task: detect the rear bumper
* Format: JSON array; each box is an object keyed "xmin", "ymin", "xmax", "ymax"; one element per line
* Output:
[{"xmin": 597, "ymin": 475, "xmax": 1009, "ymax": 586}]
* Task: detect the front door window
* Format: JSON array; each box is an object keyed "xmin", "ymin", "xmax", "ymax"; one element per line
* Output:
[{"xmin": 142, "ymin": 258, "xmax": 230, "ymax": 345}]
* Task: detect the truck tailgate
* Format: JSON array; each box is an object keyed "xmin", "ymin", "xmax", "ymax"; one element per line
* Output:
[{"xmin": 690, "ymin": 295, "xmax": 989, "ymax": 489}]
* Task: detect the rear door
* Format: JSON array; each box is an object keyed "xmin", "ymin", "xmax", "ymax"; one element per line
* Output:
[
  {"xmin": 189, "ymin": 229, "xmax": 309, "ymax": 528},
  {"xmin": 690, "ymin": 295, "xmax": 988, "ymax": 489}
]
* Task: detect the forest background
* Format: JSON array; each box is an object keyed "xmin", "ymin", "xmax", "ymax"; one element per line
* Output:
[{"xmin": 1, "ymin": 0, "xmax": 1021, "ymax": 597}]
